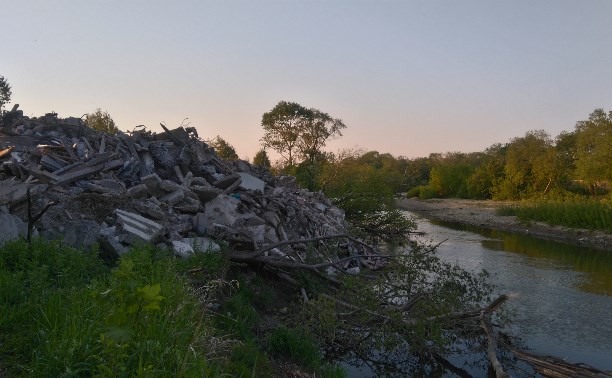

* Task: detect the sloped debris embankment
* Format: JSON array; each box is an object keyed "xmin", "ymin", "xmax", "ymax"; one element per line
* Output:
[{"xmin": 0, "ymin": 105, "xmax": 369, "ymax": 270}]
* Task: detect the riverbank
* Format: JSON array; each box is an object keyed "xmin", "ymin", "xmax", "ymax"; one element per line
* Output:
[{"xmin": 397, "ymin": 197, "xmax": 612, "ymax": 251}]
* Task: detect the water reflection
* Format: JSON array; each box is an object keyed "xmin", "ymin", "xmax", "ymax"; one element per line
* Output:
[{"xmin": 428, "ymin": 218, "xmax": 612, "ymax": 296}]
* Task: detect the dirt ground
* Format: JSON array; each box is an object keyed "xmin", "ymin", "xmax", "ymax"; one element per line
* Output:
[{"xmin": 396, "ymin": 197, "xmax": 612, "ymax": 252}]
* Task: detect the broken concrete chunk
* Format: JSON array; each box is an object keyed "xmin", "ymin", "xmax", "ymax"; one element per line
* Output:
[
  {"xmin": 172, "ymin": 240, "xmax": 194, "ymax": 258},
  {"xmin": 212, "ymin": 173, "xmax": 241, "ymax": 190},
  {"xmin": 159, "ymin": 179, "xmax": 182, "ymax": 193},
  {"xmin": 191, "ymin": 176, "xmax": 210, "ymax": 187},
  {"xmin": 127, "ymin": 184, "xmax": 149, "ymax": 199},
  {"xmin": 0, "ymin": 180, "xmax": 29, "ymax": 205},
  {"xmin": 200, "ymin": 195, "xmax": 240, "ymax": 228},
  {"xmin": 261, "ymin": 211, "xmax": 280, "ymax": 228},
  {"xmin": 0, "ymin": 213, "xmax": 27, "ymax": 244},
  {"xmin": 191, "ymin": 185, "xmax": 222, "ymax": 202},
  {"xmin": 115, "ymin": 209, "xmax": 163, "ymax": 244},
  {"xmin": 184, "ymin": 237, "xmax": 220, "ymax": 253},
  {"xmin": 133, "ymin": 200, "xmax": 165, "ymax": 220},
  {"xmin": 141, "ymin": 173, "xmax": 165, "ymax": 197},
  {"xmin": 159, "ymin": 189, "xmax": 184, "ymax": 206},
  {"xmin": 238, "ymin": 172, "xmax": 265, "ymax": 192},
  {"xmin": 173, "ymin": 197, "xmax": 201, "ymax": 213}
]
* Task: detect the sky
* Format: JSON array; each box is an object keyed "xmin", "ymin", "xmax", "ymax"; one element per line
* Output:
[{"xmin": 3, "ymin": 0, "xmax": 612, "ymax": 161}]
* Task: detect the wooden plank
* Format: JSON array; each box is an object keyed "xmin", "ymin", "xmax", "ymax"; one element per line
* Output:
[
  {"xmin": 60, "ymin": 137, "xmax": 77, "ymax": 160},
  {"xmin": 52, "ymin": 163, "xmax": 106, "ymax": 186}
]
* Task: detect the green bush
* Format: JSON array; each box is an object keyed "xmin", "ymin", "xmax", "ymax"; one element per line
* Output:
[
  {"xmin": 405, "ymin": 186, "xmax": 421, "ymax": 198},
  {"xmin": 267, "ymin": 327, "xmax": 321, "ymax": 371},
  {"xmin": 418, "ymin": 185, "xmax": 438, "ymax": 199},
  {"xmin": 512, "ymin": 200, "xmax": 612, "ymax": 232}
]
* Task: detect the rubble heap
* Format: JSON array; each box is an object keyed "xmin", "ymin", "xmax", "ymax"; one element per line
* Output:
[{"xmin": 0, "ymin": 107, "xmax": 371, "ymax": 271}]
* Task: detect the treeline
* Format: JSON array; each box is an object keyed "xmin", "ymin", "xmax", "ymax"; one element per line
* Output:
[
  {"xmin": 290, "ymin": 107, "xmax": 611, "ymax": 201},
  {"xmin": 410, "ymin": 108, "xmax": 611, "ymax": 200}
]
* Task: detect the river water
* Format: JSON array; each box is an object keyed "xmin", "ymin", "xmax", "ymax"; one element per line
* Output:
[
  {"xmin": 341, "ymin": 212, "xmax": 612, "ymax": 377},
  {"xmin": 409, "ymin": 211, "xmax": 612, "ymax": 373}
]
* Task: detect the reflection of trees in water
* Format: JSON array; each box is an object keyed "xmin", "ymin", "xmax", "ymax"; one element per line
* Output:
[{"xmin": 431, "ymin": 219, "xmax": 612, "ymax": 296}]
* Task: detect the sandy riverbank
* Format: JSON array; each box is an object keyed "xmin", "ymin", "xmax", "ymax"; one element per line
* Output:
[{"xmin": 396, "ymin": 198, "xmax": 612, "ymax": 251}]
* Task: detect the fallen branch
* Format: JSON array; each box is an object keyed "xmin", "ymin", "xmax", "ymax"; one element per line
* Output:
[
  {"xmin": 504, "ymin": 344, "xmax": 611, "ymax": 378},
  {"xmin": 480, "ymin": 316, "xmax": 510, "ymax": 378}
]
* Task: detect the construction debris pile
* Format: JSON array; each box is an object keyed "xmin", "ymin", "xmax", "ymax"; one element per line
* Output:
[{"xmin": 0, "ymin": 106, "xmax": 373, "ymax": 271}]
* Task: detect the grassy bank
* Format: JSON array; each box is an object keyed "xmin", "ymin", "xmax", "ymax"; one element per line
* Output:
[
  {"xmin": 497, "ymin": 199, "xmax": 612, "ymax": 233},
  {"xmin": 0, "ymin": 239, "xmax": 344, "ymax": 377}
]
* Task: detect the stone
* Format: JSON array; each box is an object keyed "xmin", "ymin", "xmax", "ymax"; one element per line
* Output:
[
  {"xmin": 191, "ymin": 177, "xmax": 210, "ymax": 187},
  {"xmin": 159, "ymin": 189, "xmax": 184, "ymax": 206},
  {"xmin": 346, "ymin": 266, "xmax": 361, "ymax": 275},
  {"xmin": 61, "ymin": 220, "xmax": 101, "ymax": 248},
  {"xmin": 314, "ymin": 203, "xmax": 327, "ymax": 212},
  {"xmin": 133, "ymin": 201, "xmax": 165, "ymax": 220},
  {"xmin": 127, "ymin": 184, "xmax": 149, "ymax": 198},
  {"xmin": 191, "ymin": 185, "xmax": 222, "ymax": 202},
  {"xmin": 238, "ymin": 172, "xmax": 265, "ymax": 192},
  {"xmin": 201, "ymin": 195, "xmax": 240, "ymax": 228},
  {"xmin": 0, "ymin": 180, "xmax": 29, "ymax": 205},
  {"xmin": 240, "ymin": 212, "xmax": 266, "ymax": 226},
  {"xmin": 261, "ymin": 211, "xmax": 280, "ymax": 228},
  {"xmin": 0, "ymin": 213, "xmax": 27, "ymax": 244},
  {"xmin": 183, "ymin": 237, "xmax": 220, "ymax": 253},
  {"xmin": 172, "ymin": 240, "xmax": 194, "ymax": 258},
  {"xmin": 159, "ymin": 179, "xmax": 182, "ymax": 193},
  {"xmin": 173, "ymin": 197, "xmax": 201, "ymax": 213},
  {"xmin": 213, "ymin": 173, "xmax": 241, "ymax": 189},
  {"xmin": 115, "ymin": 209, "xmax": 163, "ymax": 244},
  {"xmin": 181, "ymin": 171, "xmax": 193, "ymax": 188},
  {"xmin": 141, "ymin": 173, "xmax": 165, "ymax": 197},
  {"xmin": 246, "ymin": 225, "xmax": 267, "ymax": 247},
  {"xmin": 99, "ymin": 226, "xmax": 127, "ymax": 257}
]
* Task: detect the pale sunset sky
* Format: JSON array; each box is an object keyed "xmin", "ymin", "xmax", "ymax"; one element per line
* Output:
[{"xmin": 3, "ymin": 1, "xmax": 612, "ymax": 160}]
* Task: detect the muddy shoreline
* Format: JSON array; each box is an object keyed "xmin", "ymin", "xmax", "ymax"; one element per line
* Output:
[{"xmin": 396, "ymin": 198, "xmax": 612, "ymax": 252}]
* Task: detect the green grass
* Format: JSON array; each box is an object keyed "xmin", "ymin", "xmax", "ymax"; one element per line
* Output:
[
  {"xmin": 0, "ymin": 240, "xmax": 222, "ymax": 377},
  {"xmin": 497, "ymin": 200, "xmax": 612, "ymax": 232},
  {"xmin": 1, "ymin": 238, "xmax": 346, "ymax": 377}
]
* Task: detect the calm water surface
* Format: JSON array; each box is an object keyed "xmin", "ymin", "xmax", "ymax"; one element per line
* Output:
[{"xmin": 409, "ymin": 211, "xmax": 612, "ymax": 372}]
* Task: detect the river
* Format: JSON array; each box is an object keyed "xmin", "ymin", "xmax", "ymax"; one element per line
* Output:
[
  {"xmin": 341, "ymin": 211, "xmax": 612, "ymax": 377},
  {"xmin": 411, "ymin": 211, "xmax": 612, "ymax": 374}
]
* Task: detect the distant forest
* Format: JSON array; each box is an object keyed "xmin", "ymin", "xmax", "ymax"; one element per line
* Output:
[{"xmin": 292, "ymin": 107, "xmax": 611, "ymax": 201}]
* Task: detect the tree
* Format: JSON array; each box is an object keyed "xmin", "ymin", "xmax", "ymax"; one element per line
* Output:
[
  {"xmin": 261, "ymin": 101, "xmax": 346, "ymax": 167},
  {"xmin": 252, "ymin": 149, "xmax": 271, "ymax": 168},
  {"xmin": 210, "ymin": 136, "xmax": 239, "ymax": 160},
  {"xmin": 495, "ymin": 130, "xmax": 554, "ymax": 199},
  {"xmin": 261, "ymin": 101, "xmax": 310, "ymax": 167},
  {"xmin": 85, "ymin": 108, "xmax": 119, "ymax": 134},
  {"xmin": 297, "ymin": 108, "xmax": 346, "ymax": 164},
  {"xmin": 0, "ymin": 76, "xmax": 12, "ymax": 112},
  {"xmin": 574, "ymin": 108, "xmax": 612, "ymax": 188}
]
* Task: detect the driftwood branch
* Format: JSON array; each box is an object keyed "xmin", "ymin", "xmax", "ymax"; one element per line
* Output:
[
  {"xmin": 505, "ymin": 345, "xmax": 611, "ymax": 378},
  {"xmin": 481, "ymin": 316, "xmax": 510, "ymax": 378}
]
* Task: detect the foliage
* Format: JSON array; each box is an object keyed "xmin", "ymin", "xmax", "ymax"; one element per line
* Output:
[
  {"xmin": 317, "ymin": 149, "xmax": 416, "ymax": 242},
  {"xmin": 261, "ymin": 100, "xmax": 345, "ymax": 167},
  {"xmin": 267, "ymin": 327, "xmax": 322, "ymax": 371},
  {"xmin": 296, "ymin": 243, "xmax": 495, "ymax": 376},
  {"xmin": 0, "ymin": 240, "xmax": 237, "ymax": 376},
  {"xmin": 85, "ymin": 108, "xmax": 119, "ymax": 134},
  {"xmin": 210, "ymin": 136, "xmax": 239, "ymax": 160},
  {"xmin": 253, "ymin": 148, "xmax": 272, "ymax": 168},
  {"xmin": 574, "ymin": 108, "xmax": 612, "ymax": 187},
  {"xmin": 0, "ymin": 75, "xmax": 12, "ymax": 112},
  {"xmin": 506, "ymin": 200, "xmax": 612, "ymax": 232}
]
